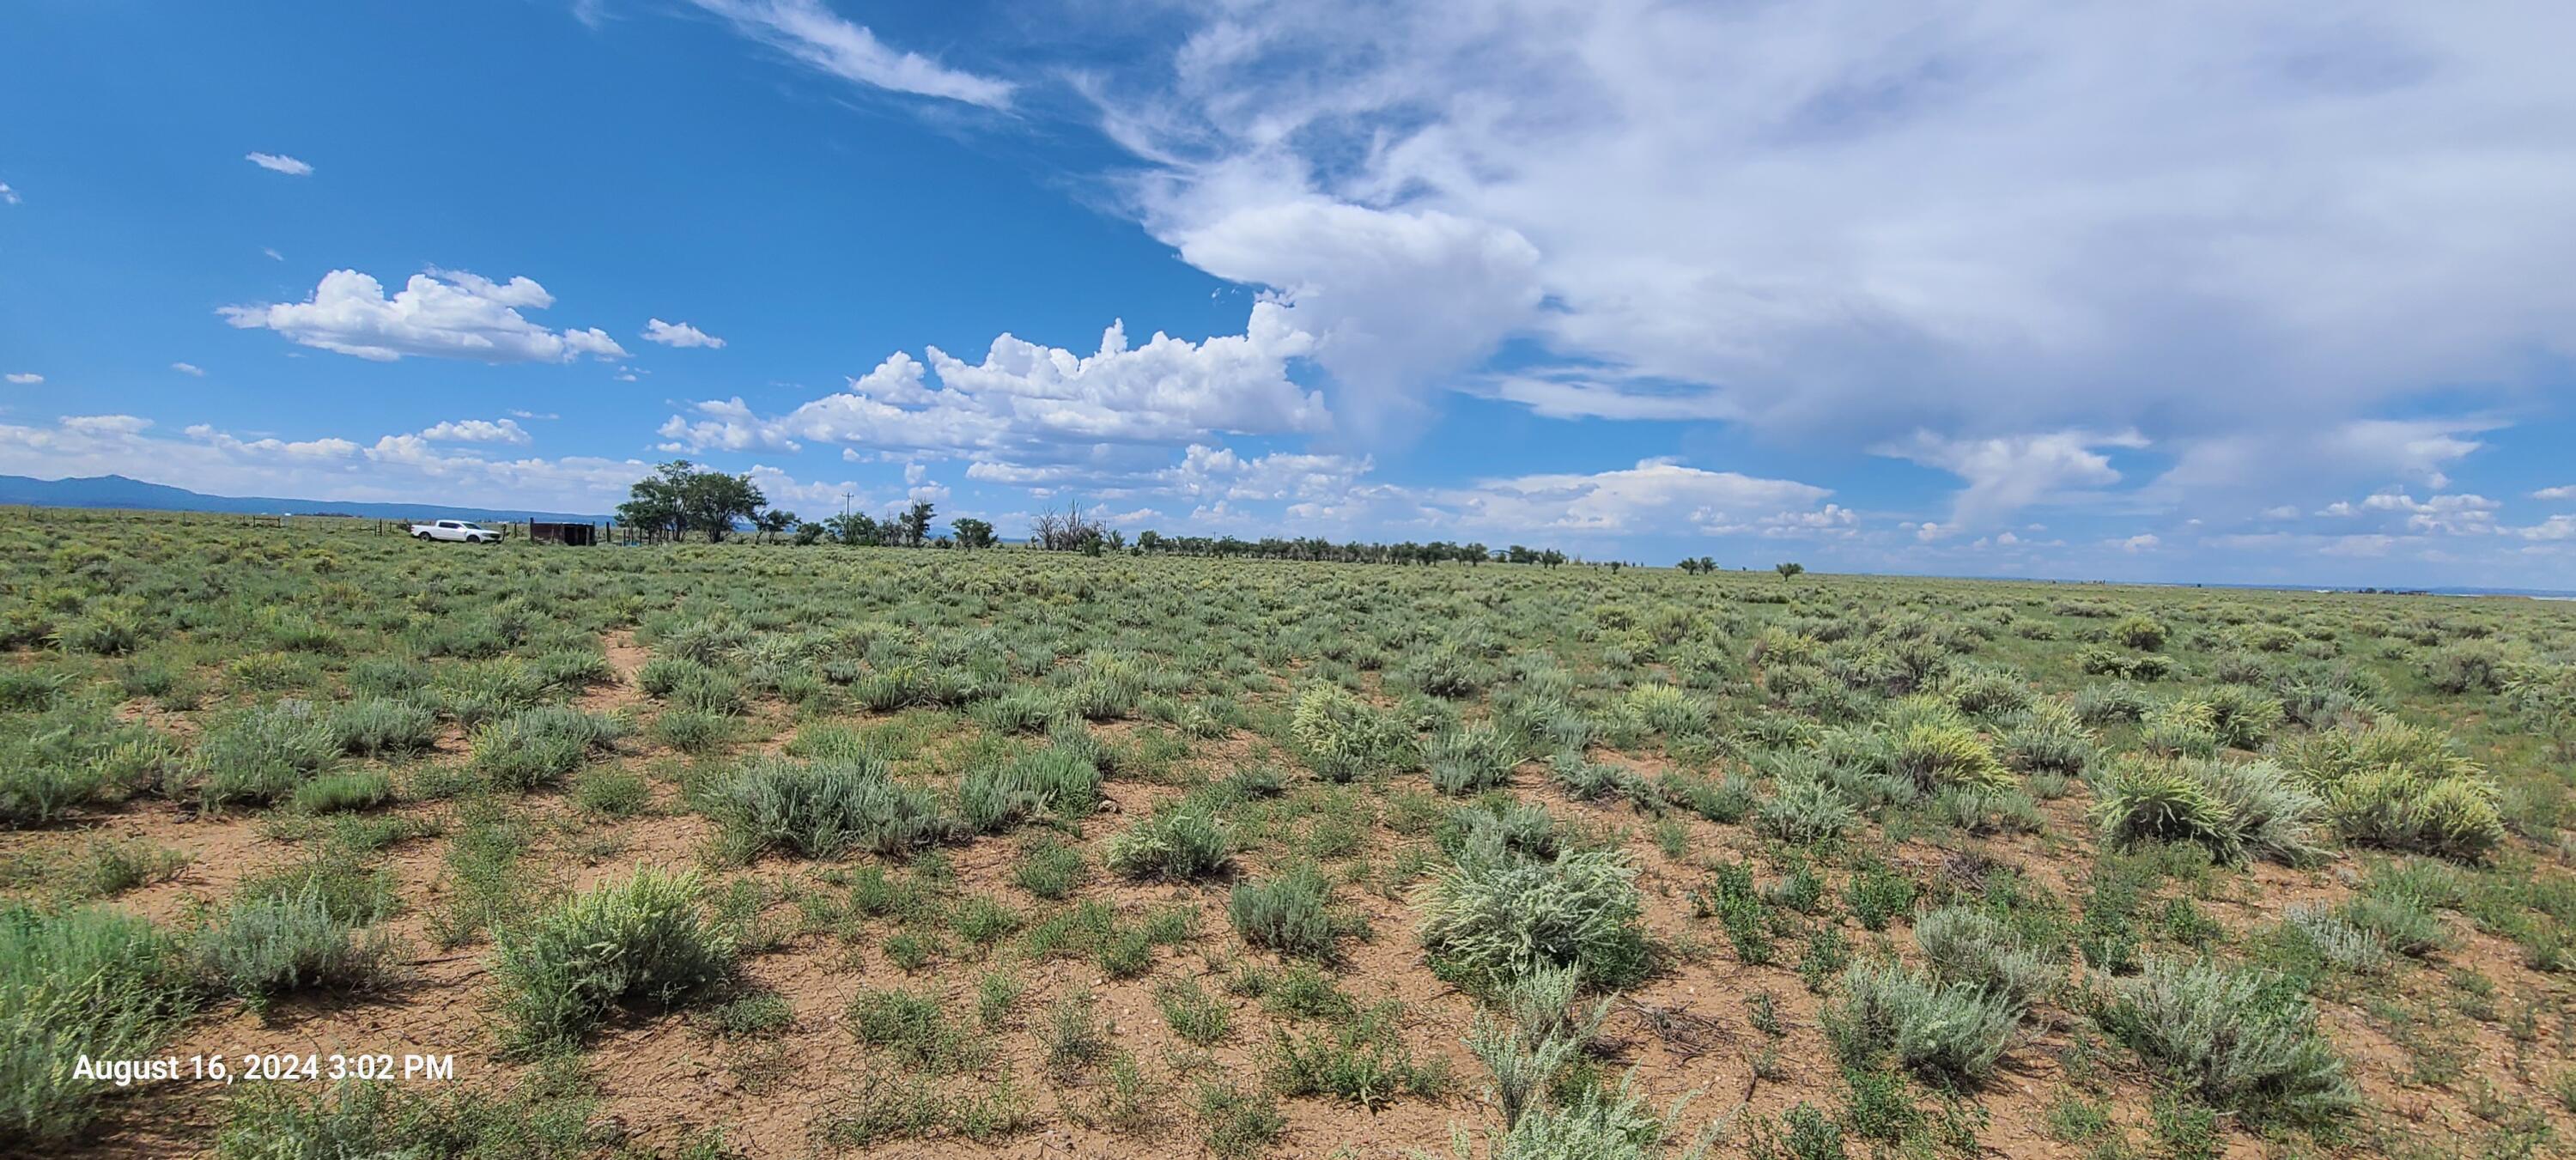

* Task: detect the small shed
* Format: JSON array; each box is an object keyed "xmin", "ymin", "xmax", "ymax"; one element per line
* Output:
[{"xmin": 529, "ymin": 521, "xmax": 598, "ymax": 546}]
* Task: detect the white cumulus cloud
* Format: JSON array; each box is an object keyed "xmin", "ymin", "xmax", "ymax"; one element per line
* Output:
[
  {"xmin": 220, "ymin": 269, "xmax": 629, "ymax": 363},
  {"xmin": 418, "ymin": 418, "xmax": 532, "ymax": 445},
  {"xmin": 1883, "ymin": 429, "xmax": 2148, "ymax": 535},
  {"xmin": 642, "ymin": 319, "xmax": 726, "ymax": 349},
  {"xmin": 657, "ymin": 304, "xmax": 1326, "ymax": 460}
]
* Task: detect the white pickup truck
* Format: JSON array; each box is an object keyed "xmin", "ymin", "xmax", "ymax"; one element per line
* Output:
[{"xmin": 410, "ymin": 519, "xmax": 502, "ymax": 544}]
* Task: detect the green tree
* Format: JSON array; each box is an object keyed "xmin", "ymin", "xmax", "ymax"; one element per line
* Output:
[
  {"xmin": 1776, "ymin": 562, "xmax": 1806, "ymax": 579},
  {"xmin": 754, "ymin": 508, "xmax": 797, "ymax": 544},
  {"xmin": 951, "ymin": 517, "xmax": 996, "ymax": 550},
  {"xmin": 618, "ymin": 460, "xmax": 764, "ymax": 544},
  {"xmin": 793, "ymin": 520, "xmax": 826, "ymax": 545},
  {"xmin": 899, "ymin": 501, "xmax": 935, "ymax": 547},
  {"xmin": 824, "ymin": 512, "xmax": 878, "ymax": 546}
]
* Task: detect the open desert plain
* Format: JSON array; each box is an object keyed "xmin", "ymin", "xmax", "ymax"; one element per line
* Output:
[{"xmin": 5, "ymin": 509, "xmax": 2576, "ymax": 1158}]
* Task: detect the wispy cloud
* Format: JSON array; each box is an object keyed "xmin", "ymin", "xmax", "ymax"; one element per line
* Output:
[
  {"xmin": 690, "ymin": 0, "xmax": 1012, "ymax": 109},
  {"xmin": 245, "ymin": 152, "xmax": 313, "ymax": 176}
]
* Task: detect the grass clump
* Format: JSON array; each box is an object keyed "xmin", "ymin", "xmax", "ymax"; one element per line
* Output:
[
  {"xmin": 468, "ymin": 707, "xmax": 624, "ymax": 792},
  {"xmin": 493, "ymin": 868, "xmax": 734, "ymax": 1053},
  {"xmin": 1195, "ymin": 1081, "xmax": 1286, "ymax": 1159},
  {"xmin": 1427, "ymin": 723, "xmax": 1518, "ymax": 796},
  {"xmin": 1228, "ymin": 864, "xmax": 1348, "ymax": 961},
  {"xmin": 1267, "ymin": 1000, "xmax": 1447, "ymax": 1108},
  {"xmin": 956, "ymin": 744, "xmax": 1101, "ymax": 834},
  {"xmin": 714, "ymin": 756, "xmax": 954, "ymax": 860},
  {"xmin": 1012, "ymin": 835, "xmax": 1089, "ymax": 899},
  {"xmin": 847, "ymin": 987, "xmax": 987, "ymax": 1073},
  {"xmin": 1, "ymin": 905, "xmax": 193, "ymax": 1145},
  {"xmin": 291, "ymin": 770, "xmax": 394, "ymax": 814},
  {"xmin": 1156, "ymin": 978, "xmax": 1231, "ymax": 1046},
  {"xmin": 1106, "ymin": 807, "xmax": 1231, "ymax": 880},
  {"xmin": 323, "ymin": 696, "xmax": 438, "ymax": 758}
]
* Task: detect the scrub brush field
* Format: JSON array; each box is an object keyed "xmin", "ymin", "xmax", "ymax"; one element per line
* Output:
[{"xmin": 6, "ymin": 507, "xmax": 2576, "ymax": 1159}]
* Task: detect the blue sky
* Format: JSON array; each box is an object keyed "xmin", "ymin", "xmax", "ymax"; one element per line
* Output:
[{"xmin": 5, "ymin": 1, "xmax": 2576, "ymax": 586}]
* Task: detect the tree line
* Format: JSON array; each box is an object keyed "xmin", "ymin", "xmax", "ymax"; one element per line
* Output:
[
  {"xmin": 613, "ymin": 463, "xmax": 1793, "ymax": 573},
  {"xmin": 615, "ymin": 462, "xmax": 993, "ymax": 548}
]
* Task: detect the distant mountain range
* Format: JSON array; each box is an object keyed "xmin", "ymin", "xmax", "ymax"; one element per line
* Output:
[{"xmin": 0, "ymin": 474, "xmax": 608, "ymax": 524}]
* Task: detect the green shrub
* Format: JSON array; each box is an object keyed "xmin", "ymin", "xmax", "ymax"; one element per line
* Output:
[
  {"xmin": 1195, "ymin": 1081, "xmax": 1285, "ymax": 1159},
  {"xmin": 715, "ymin": 756, "xmax": 953, "ymax": 859},
  {"xmin": 1012, "ymin": 836, "xmax": 1088, "ymax": 900},
  {"xmin": 1229, "ymin": 865, "xmax": 1344, "ymax": 960},
  {"xmin": 650, "ymin": 708, "xmax": 731, "ymax": 753},
  {"xmin": 196, "ymin": 699, "xmax": 342, "ymax": 809},
  {"xmin": 53, "ymin": 603, "xmax": 147, "ymax": 655},
  {"xmin": 193, "ymin": 884, "xmax": 395, "ymax": 1010},
  {"xmin": 1267, "ymin": 1000, "xmax": 1445, "ymax": 1108},
  {"xmin": 1886, "ymin": 700, "xmax": 2009, "ymax": 792},
  {"xmin": 1, "ymin": 905, "xmax": 192, "ymax": 1144},
  {"xmin": 2096, "ymin": 957, "xmax": 2354, "ymax": 1125},
  {"xmin": 1417, "ymin": 844, "xmax": 1648, "ymax": 990},
  {"xmin": 2424, "ymin": 641, "xmax": 2511, "ymax": 695},
  {"xmin": 1289, "ymin": 684, "xmax": 1412, "ymax": 781},
  {"xmin": 1426, "ymin": 724, "xmax": 1516, "ymax": 796},
  {"xmin": 2281, "ymin": 722, "xmax": 2506, "ymax": 860},
  {"xmin": 2093, "ymin": 758, "xmax": 2324, "ymax": 865},
  {"xmin": 324, "ymin": 697, "xmax": 438, "ymax": 757},
  {"xmin": 1157, "ymin": 978, "xmax": 1231, "ymax": 1046},
  {"xmin": 469, "ymin": 707, "xmax": 624, "ymax": 792},
  {"xmin": 1106, "ymin": 808, "xmax": 1231, "ymax": 880},
  {"xmin": 1913, "ymin": 907, "xmax": 2057, "ymax": 1008},
  {"xmin": 290, "ymin": 770, "xmax": 394, "ymax": 814},
  {"xmin": 2199, "ymin": 684, "xmax": 2285, "ymax": 750},
  {"xmin": 2072, "ymin": 683, "xmax": 2150, "ymax": 726},
  {"xmin": 1756, "ymin": 777, "xmax": 1859, "ymax": 844},
  {"xmin": 957, "ymin": 744, "xmax": 1101, "ymax": 833},
  {"xmin": 2340, "ymin": 891, "xmax": 2448, "ymax": 957},
  {"xmin": 1826, "ymin": 960, "xmax": 2015, "ymax": 1085},
  {"xmin": 0, "ymin": 758, "xmax": 105, "ymax": 828},
  {"xmin": 2111, "ymin": 615, "xmax": 2167, "ymax": 650},
  {"xmin": 1999, "ymin": 702, "xmax": 2095, "ymax": 775},
  {"xmin": 1945, "ymin": 668, "xmax": 2033, "ymax": 718},
  {"xmin": 494, "ymin": 868, "xmax": 735, "ymax": 1052}
]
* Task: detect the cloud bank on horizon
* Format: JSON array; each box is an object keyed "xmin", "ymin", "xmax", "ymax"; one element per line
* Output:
[{"xmin": 3, "ymin": 0, "xmax": 2574, "ymax": 584}]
